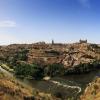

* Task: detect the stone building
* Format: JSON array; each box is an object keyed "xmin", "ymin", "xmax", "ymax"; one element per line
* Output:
[{"xmin": 79, "ymin": 39, "xmax": 87, "ymax": 43}]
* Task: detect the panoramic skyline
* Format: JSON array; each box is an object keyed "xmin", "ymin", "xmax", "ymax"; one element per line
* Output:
[{"xmin": 0, "ymin": 0, "xmax": 100, "ymax": 44}]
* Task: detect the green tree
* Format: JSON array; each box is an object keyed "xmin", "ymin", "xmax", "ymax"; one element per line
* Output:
[
  {"xmin": 14, "ymin": 62, "xmax": 44, "ymax": 79},
  {"xmin": 44, "ymin": 63, "xmax": 64, "ymax": 77}
]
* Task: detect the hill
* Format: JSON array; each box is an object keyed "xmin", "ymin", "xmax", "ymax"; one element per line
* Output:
[
  {"xmin": 0, "ymin": 42, "xmax": 100, "ymax": 72},
  {"xmin": 0, "ymin": 71, "xmax": 56, "ymax": 100},
  {"xmin": 0, "ymin": 41, "xmax": 100, "ymax": 100}
]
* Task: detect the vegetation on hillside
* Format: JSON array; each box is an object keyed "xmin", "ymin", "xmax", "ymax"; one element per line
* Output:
[
  {"xmin": 65, "ymin": 60, "xmax": 100, "ymax": 74},
  {"xmin": 14, "ymin": 62, "xmax": 65, "ymax": 79},
  {"xmin": 44, "ymin": 63, "xmax": 64, "ymax": 77},
  {"xmin": 80, "ymin": 77, "xmax": 100, "ymax": 100},
  {"xmin": 14, "ymin": 62, "xmax": 44, "ymax": 79},
  {"xmin": 0, "ymin": 71, "xmax": 57, "ymax": 100},
  {"xmin": 13, "ymin": 60, "xmax": 100, "ymax": 79},
  {"xmin": 0, "ymin": 72, "xmax": 34, "ymax": 100}
]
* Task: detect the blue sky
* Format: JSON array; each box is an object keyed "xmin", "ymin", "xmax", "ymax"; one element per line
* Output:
[{"xmin": 0, "ymin": 0, "xmax": 100, "ymax": 44}]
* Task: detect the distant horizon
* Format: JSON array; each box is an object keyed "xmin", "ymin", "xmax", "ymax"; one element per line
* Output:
[{"xmin": 0, "ymin": 39, "xmax": 99, "ymax": 46}]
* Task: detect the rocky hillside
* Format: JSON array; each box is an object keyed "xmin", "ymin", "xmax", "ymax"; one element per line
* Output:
[
  {"xmin": 0, "ymin": 42, "xmax": 100, "ymax": 100},
  {"xmin": 0, "ymin": 72, "xmax": 56, "ymax": 100},
  {"xmin": 80, "ymin": 77, "xmax": 100, "ymax": 100},
  {"xmin": 0, "ymin": 42, "xmax": 100, "ymax": 68},
  {"xmin": 27, "ymin": 43, "xmax": 100, "ymax": 67}
]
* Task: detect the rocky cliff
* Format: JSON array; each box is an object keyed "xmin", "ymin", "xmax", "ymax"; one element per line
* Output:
[{"xmin": 0, "ymin": 42, "xmax": 100, "ymax": 68}]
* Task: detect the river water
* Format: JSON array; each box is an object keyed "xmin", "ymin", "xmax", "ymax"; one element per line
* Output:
[
  {"xmin": 21, "ymin": 69, "xmax": 100, "ymax": 99},
  {"xmin": 0, "ymin": 66, "xmax": 100, "ymax": 99}
]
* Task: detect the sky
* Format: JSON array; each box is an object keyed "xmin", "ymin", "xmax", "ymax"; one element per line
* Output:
[{"xmin": 0, "ymin": 0, "xmax": 100, "ymax": 44}]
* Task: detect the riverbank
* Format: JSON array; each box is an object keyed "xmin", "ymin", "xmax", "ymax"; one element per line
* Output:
[
  {"xmin": 0, "ymin": 64, "xmax": 82, "ymax": 99},
  {"xmin": 0, "ymin": 63, "xmax": 100, "ymax": 99},
  {"xmin": 0, "ymin": 65, "xmax": 57, "ymax": 100}
]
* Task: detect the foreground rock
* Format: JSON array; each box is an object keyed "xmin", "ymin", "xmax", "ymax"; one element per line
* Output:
[
  {"xmin": 80, "ymin": 77, "xmax": 100, "ymax": 100},
  {"xmin": 43, "ymin": 76, "xmax": 51, "ymax": 81},
  {"xmin": 0, "ymin": 72, "xmax": 56, "ymax": 100}
]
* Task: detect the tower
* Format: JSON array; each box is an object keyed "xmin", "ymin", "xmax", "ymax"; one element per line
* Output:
[{"xmin": 52, "ymin": 39, "xmax": 54, "ymax": 45}]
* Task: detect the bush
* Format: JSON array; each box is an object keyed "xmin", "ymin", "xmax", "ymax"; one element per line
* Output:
[
  {"xmin": 44, "ymin": 63, "xmax": 64, "ymax": 77},
  {"xmin": 14, "ymin": 62, "xmax": 44, "ymax": 79},
  {"xmin": 54, "ymin": 92, "xmax": 63, "ymax": 99},
  {"xmin": 94, "ymin": 84, "xmax": 99, "ymax": 90},
  {"xmin": 64, "ymin": 60, "xmax": 100, "ymax": 74}
]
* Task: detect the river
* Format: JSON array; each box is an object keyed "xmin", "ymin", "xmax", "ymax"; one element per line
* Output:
[
  {"xmin": 20, "ymin": 69, "xmax": 100, "ymax": 99},
  {"xmin": 0, "ymin": 66, "xmax": 100, "ymax": 99}
]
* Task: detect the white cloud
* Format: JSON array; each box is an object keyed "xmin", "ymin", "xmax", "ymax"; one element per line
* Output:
[
  {"xmin": 78, "ymin": 0, "xmax": 91, "ymax": 8},
  {"xmin": 0, "ymin": 20, "xmax": 16, "ymax": 28}
]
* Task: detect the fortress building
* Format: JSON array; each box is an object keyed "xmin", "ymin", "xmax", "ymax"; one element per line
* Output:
[{"xmin": 79, "ymin": 39, "xmax": 87, "ymax": 44}]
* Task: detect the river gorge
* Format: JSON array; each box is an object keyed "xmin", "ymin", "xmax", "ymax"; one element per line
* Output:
[
  {"xmin": 24, "ymin": 70, "xmax": 100, "ymax": 99},
  {"xmin": 1, "ymin": 65, "xmax": 100, "ymax": 99}
]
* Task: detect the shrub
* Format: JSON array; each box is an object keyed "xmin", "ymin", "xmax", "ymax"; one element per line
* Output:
[
  {"xmin": 94, "ymin": 84, "xmax": 99, "ymax": 90},
  {"xmin": 14, "ymin": 62, "xmax": 44, "ymax": 79},
  {"xmin": 44, "ymin": 63, "xmax": 64, "ymax": 77},
  {"xmin": 54, "ymin": 92, "xmax": 63, "ymax": 99}
]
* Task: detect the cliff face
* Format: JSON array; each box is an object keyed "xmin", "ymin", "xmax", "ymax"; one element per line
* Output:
[
  {"xmin": 62, "ymin": 43, "xmax": 100, "ymax": 68},
  {"xmin": 80, "ymin": 77, "xmax": 100, "ymax": 100},
  {"xmin": 0, "ymin": 43, "xmax": 100, "ymax": 68}
]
